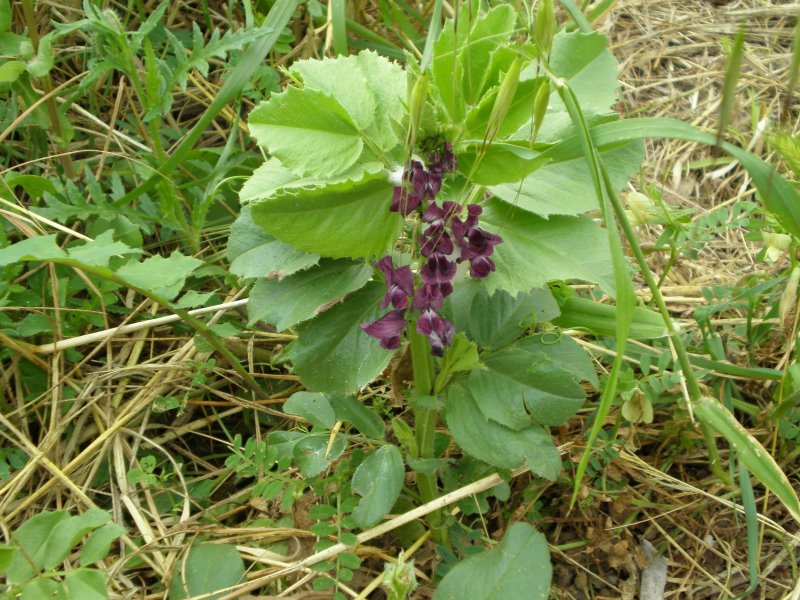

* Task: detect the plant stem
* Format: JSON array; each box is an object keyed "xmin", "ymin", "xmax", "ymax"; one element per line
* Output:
[
  {"xmin": 21, "ymin": 0, "xmax": 75, "ymax": 179},
  {"xmin": 599, "ymin": 162, "xmax": 732, "ymax": 485},
  {"xmin": 408, "ymin": 325, "xmax": 447, "ymax": 546}
]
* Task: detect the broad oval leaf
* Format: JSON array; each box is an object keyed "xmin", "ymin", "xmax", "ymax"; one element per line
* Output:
[
  {"xmin": 248, "ymin": 86, "xmax": 363, "ymax": 178},
  {"xmin": 445, "ymin": 384, "xmax": 561, "ymax": 479},
  {"xmin": 250, "ymin": 172, "xmax": 400, "ymax": 260},
  {"xmin": 168, "ymin": 543, "xmax": 245, "ymax": 600},
  {"xmin": 330, "ymin": 393, "xmax": 385, "ymax": 439},
  {"xmin": 62, "ymin": 568, "xmax": 107, "ymax": 600},
  {"xmin": 351, "ymin": 446, "xmax": 405, "ymax": 528},
  {"xmin": 468, "ymin": 346, "xmax": 585, "ymax": 430},
  {"xmin": 293, "ymin": 433, "xmax": 347, "ymax": 478},
  {"xmin": 480, "ymin": 198, "xmax": 615, "ymax": 295},
  {"xmin": 489, "ymin": 141, "xmax": 642, "ymax": 217},
  {"xmin": 248, "ymin": 259, "xmax": 373, "ymax": 330},
  {"xmin": 445, "ymin": 282, "xmax": 560, "ymax": 350},
  {"xmin": 285, "ymin": 282, "xmax": 393, "ymax": 393},
  {"xmin": 6, "ymin": 511, "xmax": 69, "ymax": 584},
  {"xmin": 283, "ymin": 392, "xmax": 336, "ymax": 429},
  {"xmin": 227, "ymin": 205, "xmax": 319, "ymax": 280},
  {"xmin": 434, "ymin": 522, "xmax": 551, "ymax": 600}
]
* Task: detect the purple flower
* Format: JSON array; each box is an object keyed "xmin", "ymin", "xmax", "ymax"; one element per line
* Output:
[
  {"xmin": 468, "ymin": 255, "xmax": 496, "ymax": 279},
  {"xmin": 419, "ymin": 201, "xmax": 458, "ymax": 257},
  {"xmin": 375, "ymin": 256, "xmax": 414, "ymax": 310},
  {"xmin": 417, "ymin": 309, "xmax": 455, "ymax": 356},
  {"xmin": 429, "ymin": 142, "xmax": 457, "ymax": 175},
  {"xmin": 412, "ymin": 283, "xmax": 445, "ymax": 311},
  {"xmin": 460, "ymin": 227, "xmax": 503, "ymax": 262},
  {"xmin": 360, "ymin": 309, "xmax": 408, "ymax": 350},
  {"xmin": 420, "ymin": 254, "xmax": 456, "ymax": 296},
  {"xmin": 451, "ymin": 203, "xmax": 503, "ymax": 278}
]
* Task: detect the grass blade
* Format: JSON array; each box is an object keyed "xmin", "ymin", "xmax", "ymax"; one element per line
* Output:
[
  {"xmin": 420, "ymin": 0, "xmax": 444, "ymax": 72},
  {"xmin": 112, "ymin": 0, "xmax": 300, "ymax": 208},
  {"xmin": 717, "ymin": 25, "xmax": 745, "ymax": 146},
  {"xmin": 695, "ymin": 396, "xmax": 800, "ymax": 525},
  {"xmin": 556, "ymin": 83, "xmax": 635, "ymax": 509},
  {"xmin": 331, "ymin": 0, "xmax": 348, "ymax": 55}
]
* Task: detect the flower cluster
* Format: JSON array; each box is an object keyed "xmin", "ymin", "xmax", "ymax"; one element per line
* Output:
[
  {"xmin": 361, "ymin": 142, "xmax": 502, "ymax": 356},
  {"xmin": 390, "ymin": 142, "xmax": 457, "ymax": 217}
]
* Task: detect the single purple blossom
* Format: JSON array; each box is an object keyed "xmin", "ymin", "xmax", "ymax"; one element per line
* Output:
[
  {"xmin": 417, "ymin": 309, "xmax": 455, "ymax": 356},
  {"xmin": 375, "ymin": 256, "xmax": 414, "ymax": 310},
  {"xmin": 420, "ymin": 254, "xmax": 456, "ymax": 296},
  {"xmin": 360, "ymin": 309, "xmax": 408, "ymax": 350},
  {"xmin": 451, "ymin": 203, "xmax": 503, "ymax": 277},
  {"xmin": 412, "ymin": 283, "xmax": 445, "ymax": 311},
  {"xmin": 469, "ymin": 255, "xmax": 497, "ymax": 279}
]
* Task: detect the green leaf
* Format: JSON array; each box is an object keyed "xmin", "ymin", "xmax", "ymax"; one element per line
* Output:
[
  {"xmin": 6, "ymin": 511, "xmax": 69, "ymax": 584},
  {"xmin": 116, "ymin": 253, "xmax": 202, "ymax": 300},
  {"xmin": 248, "ymin": 259, "xmax": 373, "ymax": 330},
  {"xmin": 445, "ymin": 384, "xmax": 561, "ymax": 478},
  {"xmin": 546, "ymin": 31, "xmax": 620, "ymax": 116},
  {"xmin": 489, "ymin": 141, "xmax": 642, "ymax": 217},
  {"xmin": 695, "ymin": 396, "xmax": 800, "ymax": 523},
  {"xmin": 79, "ymin": 523, "xmax": 127, "ymax": 566},
  {"xmin": 0, "ymin": 545, "xmax": 15, "ymax": 572},
  {"xmin": 468, "ymin": 345, "xmax": 585, "ymax": 429},
  {"xmin": 480, "ymin": 198, "xmax": 615, "ymax": 295},
  {"xmin": 285, "ymin": 283, "xmax": 394, "ymax": 392},
  {"xmin": 26, "ymin": 32, "xmax": 54, "ymax": 77},
  {"xmin": 168, "ymin": 543, "xmax": 245, "ymax": 600},
  {"xmin": 514, "ymin": 333, "xmax": 599, "ymax": 389},
  {"xmin": 227, "ymin": 205, "xmax": 318, "ymax": 280},
  {"xmin": 446, "ymin": 283, "xmax": 560, "ymax": 350},
  {"xmin": 290, "ymin": 54, "xmax": 377, "ymax": 131},
  {"xmin": 20, "ymin": 577, "xmax": 61, "ymax": 600},
  {"xmin": 355, "ymin": 50, "xmax": 407, "ymax": 150},
  {"xmin": 293, "ymin": 434, "xmax": 346, "ymax": 478},
  {"xmin": 0, "ymin": 235, "xmax": 67, "ymax": 267},
  {"xmin": 440, "ymin": 334, "xmax": 482, "ymax": 375},
  {"xmin": 464, "ymin": 77, "xmax": 543, "ymax": 140},
  {"xmin": 248, "ymin": 86, "xmax": 363, "ymax": 178},
  {"xmin": 431, "ymin": 17, "xmax": 464, "ymax": 123},
  {"xmin": 250, "ymin": 171, "xmax": 399, "ymax": 259},
  {"xmin": 67, "ymin": 231, "xmax": 140, "ymax": 267},
  {"xmin": 0, "ymin": 0, "xmax": 10, "ymax": 33},
  {"xmin": 434, "ymin": 522, "xmax": 551, "ymax": 600},
  {"xmin": 62, "ymin": 568, "xmax": 107, "ymax": 600},
  {"xmin": 351, "ymin": 446, "xmax": 405, "ymax": 528},
  {"xmin": 284, "ymin": 392, "xmax": 336, "ymax": 429},
  {"xmin": 459, "ymin": 4, "xmax": 517, "ymax": 106},
  {"xmin": 41, "ymin": 509, "xmax": 112, "ymax": 569},
  {"xmin": 330, "ymin": 393, "xmax": 385, "ymax": 439},
  {"xmin": 0, "ymin": 59, "xmax": 25, "ymax": 83},
  {"xmin": 533, "ymin": 117, "xmax": 800, "ymax": 240}
]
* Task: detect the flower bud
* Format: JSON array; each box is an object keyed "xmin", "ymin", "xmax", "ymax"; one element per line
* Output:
[
  {"xmin": 531, "ymin": 78, "xmax": 550, "ymax": 141},
  {"xmin": 408, "ymin": 75, "xmax": 429, "ymax": 149},
  {"xmin": 485, "ymin": 56, "xmax": 521, "ymax": 142},
  {"xmin": 383, "ymin": 553, "xmax": 417, "ymax": 600},
  {"xmin": 535, "ymin": 0, "xmax": 555, "ymax": 58}
]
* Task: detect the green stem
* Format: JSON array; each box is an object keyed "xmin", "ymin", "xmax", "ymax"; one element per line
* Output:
[
  {"xmin": 408, "ymin": 326, "xmax": 447, "ymax": 546},
  {"xmin": 21, "ymin": 0, "xmax": 75, "ymax": 179},
  {"xmin": 599, "ymin": 160, "xmax": 731, "ymax": 485}
]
